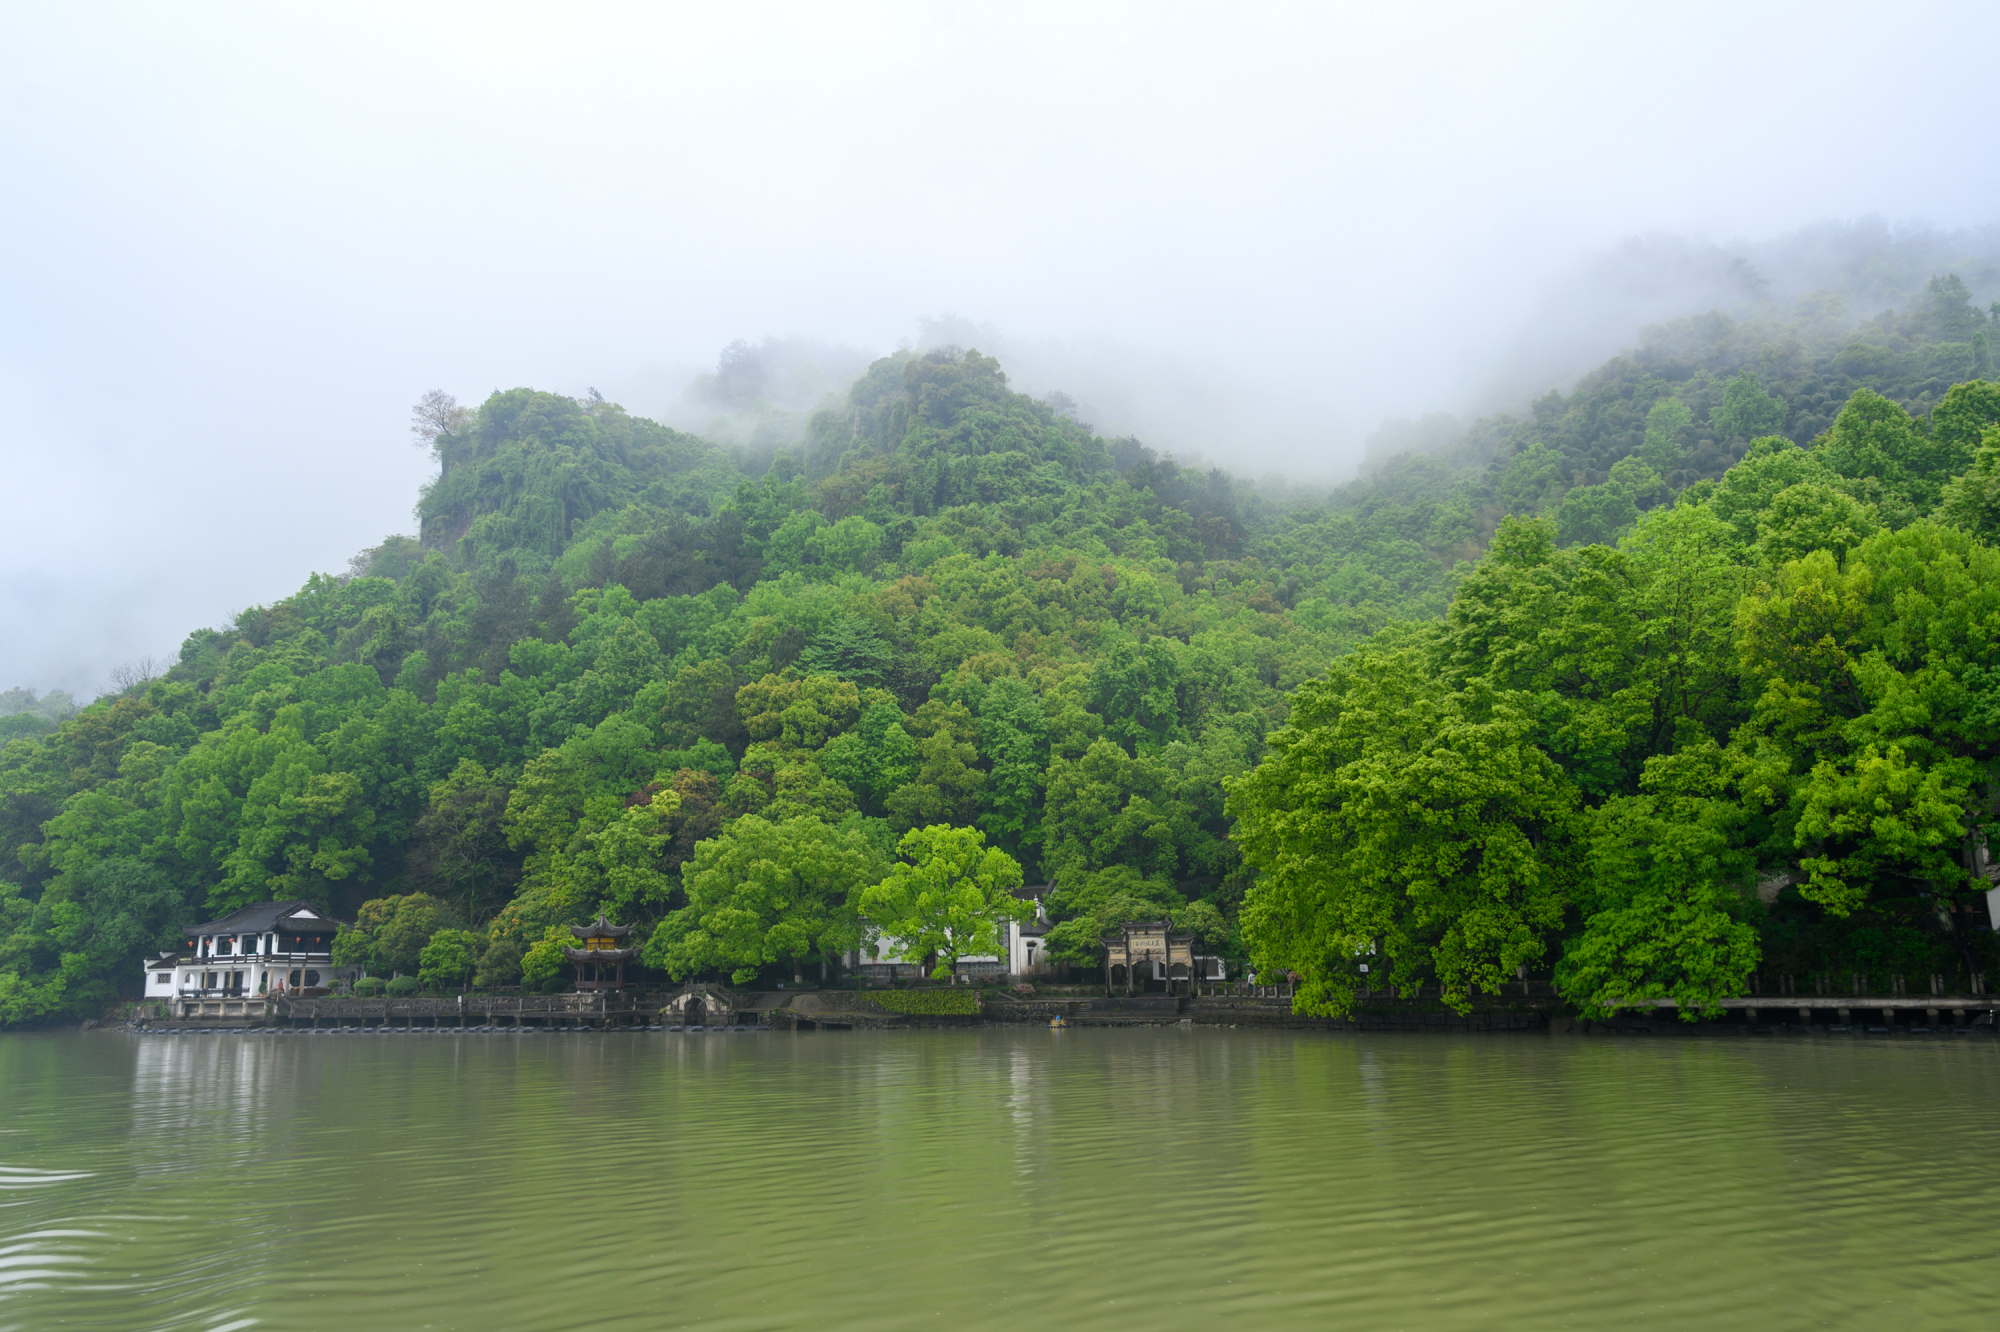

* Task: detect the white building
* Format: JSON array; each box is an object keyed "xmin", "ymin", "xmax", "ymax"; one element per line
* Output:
[
  {"xmin": 847, "ymin": 883, "xmax": 1063, "ymax": 981},
  {"xmin": 143, "ymin": 901, "xmax": 359, "ymax": 1006}
]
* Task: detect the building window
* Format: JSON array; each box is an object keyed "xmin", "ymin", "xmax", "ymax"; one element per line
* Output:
[
  {"xmin": 156, "ymin": 973, "xmax": 170, "ymax": 983},
  {"xmin": 303, "ymin": 970, "xmax": 320, "ymax": 987}
]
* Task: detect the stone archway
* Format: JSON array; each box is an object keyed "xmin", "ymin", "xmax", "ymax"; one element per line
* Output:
[{"xmin": 663, "ymin": 981, "xmax": 735, "ymax": 1026}]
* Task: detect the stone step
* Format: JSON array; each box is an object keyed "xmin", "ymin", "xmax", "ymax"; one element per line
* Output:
[{"xmin": 1087, "ymin": 996, "xmax": 1183, "ymax": 1014}]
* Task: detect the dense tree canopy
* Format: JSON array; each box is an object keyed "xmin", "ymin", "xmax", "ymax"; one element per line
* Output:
[
  {"xmin": 1233, "ymin": 377, "xmax": 2000, "ymax": 1017},
  {"xmin": 5, "ymin": 276, "xmax": 2000, "ymax": 1023}
]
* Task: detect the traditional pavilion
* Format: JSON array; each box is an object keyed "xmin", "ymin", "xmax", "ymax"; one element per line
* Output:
[
  {"xmin": 1101, "ymin": 920, "xmax": 1224, "ymax": 995},
  {"xmin": 564, "ymin": 915, "xmax": 638, "ymax": 991}
]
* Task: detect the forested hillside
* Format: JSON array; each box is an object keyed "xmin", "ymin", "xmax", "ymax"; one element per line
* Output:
[
  {"xmin": 1338, "ymin": 275, "xmax": 1998, "ymax": 558},
  {"xmin": 5, "ymin": 276, "xmax": 2000, "ymax": 1023}
]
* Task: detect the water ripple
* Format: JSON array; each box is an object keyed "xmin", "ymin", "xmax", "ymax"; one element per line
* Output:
[{"xmin": 1, "ymin": 1029, "xmax": 1997, "ymax": 1329}]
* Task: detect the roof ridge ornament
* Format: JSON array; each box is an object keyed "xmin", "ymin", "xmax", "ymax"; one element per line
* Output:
[{"xmin": 569, "ymin": 914, "xmax": 634, "ymax": 942}]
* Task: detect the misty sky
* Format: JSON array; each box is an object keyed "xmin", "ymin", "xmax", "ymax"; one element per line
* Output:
[{"xmin": 4, "ymin": 2, "xmax": 1999, "ymax": 697}]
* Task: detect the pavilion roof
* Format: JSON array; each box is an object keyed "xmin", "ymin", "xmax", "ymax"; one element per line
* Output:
[
  {"xmin": 569, "ymin": 914, "xmax": 633, "ymax": 941},
  {"xmin": 562, "ymin": 946, "xmax": 639, "ymax": 963}
]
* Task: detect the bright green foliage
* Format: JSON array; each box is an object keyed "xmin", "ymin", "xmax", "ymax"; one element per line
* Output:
[
  {"xmin": 337, "ymin": 893, "xmax": 460, "ymax": 977},
  {"xmin": 1040, "ymin": 865, "xmax": 1182, "ymax": 965},
  {"xmin": 1736, "ymin": 523, "xmax": 2000, "ymax": 921},
  {"xmin": 858, "ymin": 825, "xmax": 1028, "ymax": 979},
  {"xmin": 1938, "ymin": 427, "xmax": 2000, "ymax": 542},
  {"xmin": 1755, "ymin": 484, "xmax": 1879, "ymax": 565},
  {"xmin": 1498, "ymin": 441, "xmax": 1566, "ymax": 516},
  {"xmin": 1706, "ymin": 436, "xmax": 1831, "ymax": 544},
  {"xmin": 821, "ymin": 701, "xmax": 919, "ymax": 815},
  {"xmin": 1230, "ymin": 641, "xmax": 1580, "ymax": 1016},
  {"xmin": 1555, "ymin": 745, "xmax": 1761, "ymax": 1017},
  {"xmin": 1816, "ymin": 389, "xmax": 1955, "ymax": 519},
  {"xmin": 519, "ymin": 925, "xmax": 571, "ymax": 990},
  {"xmin": 418, "ymin": 928, "xmax": 480, "ymax": 991},
  {"xmin": 3, "ymin": 302, "xmax": 1998, "ymax": 1023},
  {"xmin": 647, "ymin": 815, "xmax": 886, "ymax": 983},
  {"xmin": 1931, "ymin": 380, "xmax": 2000, "ymax": 462}
]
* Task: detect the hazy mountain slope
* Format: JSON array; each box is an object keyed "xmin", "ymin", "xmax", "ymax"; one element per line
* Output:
[{"xmin": 4, "ymin": 279, "xmax": 2000, "ymax": 1024}]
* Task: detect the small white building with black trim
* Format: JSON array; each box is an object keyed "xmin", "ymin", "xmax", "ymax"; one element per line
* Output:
[
  {"xmin": 142, "ymin": 900, "xmax": 360, "ymax": 1009},
  {"xmin": 847, "ymin": 882, "xmax": 1065, "ymax": 982}
]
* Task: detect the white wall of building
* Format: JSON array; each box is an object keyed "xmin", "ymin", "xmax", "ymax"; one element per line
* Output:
[
  {"xmin": 847, "ymin": 919, "xmax": 1063, "ymax": 978},
  {"xmin": 144, "ymin": 921, "xmax": 352, "ymax": 998}
]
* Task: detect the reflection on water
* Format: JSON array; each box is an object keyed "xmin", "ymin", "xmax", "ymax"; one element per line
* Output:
[{"xmin": 1, "ymin": 1027, "xmax": 1997, "ymax": 1330}]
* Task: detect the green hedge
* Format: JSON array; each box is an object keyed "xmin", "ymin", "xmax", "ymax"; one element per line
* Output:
[{"xmin": 871, "ymin": 989, "xmax": 981, "ymax": 1016}]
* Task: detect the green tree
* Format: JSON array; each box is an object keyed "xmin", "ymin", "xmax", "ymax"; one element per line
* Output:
[
  {"xmin": 883, "ymin": 702, "xmax": 984, "ymax": 828},
  {"xmin": 1497, "ymin": 441, "xmax": 1566, "ymax": 516},
  {"xmin": 410, "ymin": 759, "xmax": 516, "ymax": 925},
  {"xmin": 418, "ymin": 928, "xmax": 480, "ymax": 991},
  {"xmin": 1041, "ymin": 738, "xmax": 1187, "ymax": 883},
  {"xmin": 338, "ymin": 893, "xmax": 460, "ymax": 977},
  {"xmin": 1229, "ymin": 641, "xmax": 1580, "ymax": 1015},
  {"xmin": 819, "ymin": 700, "xmax": 918, "ymax": 813},
  {"xmin": 1640, "ymin": 397, "xmax": 1693, "ymax": 473},
  {"xmin": 1040, "ymin": 864, "xmax": 1182, "ymax": 965},
  {"xmin": 1816, "ymin": 388, "xmax": 1944, "ymax": 517},
  {"xmin": 1938, "ymin": 428, "xmax": 2000, "ymax": 542},
  {"xmin": 1929, "ymin": 380, "xmax": 2000, "ymax": 472},
  {"xmin": 1755, "ymin": 483, "xmax": 1879, "ymax": 566},
  {"xmin": 805, "ymin": 515, "xmax": 885, "ymax": 574},
  {"xmin": 1554, "ymin": 745, "xmax": 1761, "ymax": 1018},
  {"xmin": 520, "ymin": 925, "xmax": 572, "ymax": 991},
  {"xmin": 1734, "ymin": 523, "xmax": 2000, "ymax": 944},
  {"xmin": 1555, "ymin": 480, "xmax": 1639, "ymax": 547},
  {"xmin": 645, "ymin": 814, "xmax": 884, "ymax": 983},
  {"xmin": 972, "ymin": 676, "xmax": 1049, "ymax": 860},
  {"xmin": 1710, "ymin": 370, "xmax": 1787, "ymax": 441},
  {"xmin": 857, "ymin": 824, "xmax": 1029, "ymax": 979}
]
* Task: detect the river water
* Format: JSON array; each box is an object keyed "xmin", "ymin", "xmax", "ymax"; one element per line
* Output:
[{"xmin": 2, "ymin": 1026, "xmax": 1995, "ymax": 1330}]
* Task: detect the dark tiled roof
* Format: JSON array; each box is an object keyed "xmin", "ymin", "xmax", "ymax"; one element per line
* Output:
[
  {"xmin": 1011, "ymin": 882, "xmax": 1053, "ymax": 901},
  {"xmin": 569, "ymin": 915, "xmax": 633, "ymax": 941},
  {"xmin": 562, "ymin": 946, "xmax": 639, "ymax": 963},
  {"xmin": 184, "ymin": 901, "xmax": 344, "ymax": 936}
]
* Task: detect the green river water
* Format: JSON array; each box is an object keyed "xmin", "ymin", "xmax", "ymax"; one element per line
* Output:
[{"xmin": 2, "ymin": 1026, "xmax": 1995, "ymax": 1330}]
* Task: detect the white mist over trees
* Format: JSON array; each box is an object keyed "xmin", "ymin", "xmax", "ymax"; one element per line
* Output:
[{"xmin": 2, "ymin": 5, "xmax": 1999, "ymax": 698}]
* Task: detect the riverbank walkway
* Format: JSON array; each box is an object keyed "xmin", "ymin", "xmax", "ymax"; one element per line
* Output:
[{"xmin": 127, "ymin": 982, "xmax": 2000, "ymax": 1035}]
